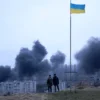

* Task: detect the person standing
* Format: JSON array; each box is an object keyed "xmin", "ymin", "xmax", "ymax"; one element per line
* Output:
[
  {"xmin": 47, "ymin": 75, "xmax": 53, "ymax": 92},
  {"xmin": 53, "ymin": 74, "xmax": 59, "ymax": 92}
]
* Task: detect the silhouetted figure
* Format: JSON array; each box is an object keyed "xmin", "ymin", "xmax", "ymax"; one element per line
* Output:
[
  {"xmin": 53, "ymin": 74, "xmax": 59, "ymax": 92},
  {"xmin": 47, "ymin": 75, "xmax": 53, "ymax": 92}
]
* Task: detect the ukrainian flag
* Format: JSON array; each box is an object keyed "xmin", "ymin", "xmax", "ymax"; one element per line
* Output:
[{"xmin": 70, "ymin": 3, "xmax": 85, "ymax": 14}]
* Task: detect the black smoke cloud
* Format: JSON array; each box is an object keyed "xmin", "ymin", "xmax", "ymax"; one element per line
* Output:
[
  {"xmin": 50, "ymin": 51, "xmax": 66, "ymax": 81},
  {"xmin": 15, "ymin": 40, "xmax": 49, "ymax": 79},
  {"xmin": 36, "ymin": 59, "xmax": 51, "ymax": 81},
  {"xmin": 32, "ymin": 41, "xmax": 47, "ymax": 63},
  {"xmin": 37, "ymin": 60, "xmax": 51, "ymax": 74},
  {"xmin": 0, "ymin": 66, "xmax": 12, "ymax": 82},
  {"xmin": 75, "ymin": 37, "xmax": 100, "ymax": 74},
  {"xmin": 15, "ymin": 48, "xmax": 36, "ymax": 78},
  {"xmin": 50, "ymin": 51, "xmax": 66, "ymax": 69}
]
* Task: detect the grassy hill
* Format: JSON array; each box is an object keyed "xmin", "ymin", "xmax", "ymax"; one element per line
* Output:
[
  {"xmin": 47, "ymin": 90, "xmax": 100, "ymax": 100},
  {"xmin": 1, "ymin": 89, "xmax": 100, "ymax": 100}
]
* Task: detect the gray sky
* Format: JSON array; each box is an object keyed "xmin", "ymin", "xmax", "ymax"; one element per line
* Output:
[{"xmin": 0, "ymin": 0, "xmax": 100, "ymax": 67}]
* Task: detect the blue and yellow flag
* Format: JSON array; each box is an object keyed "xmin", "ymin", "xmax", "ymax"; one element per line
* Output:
[{"xmin": 70, "ymin": 3, "xmax": 85, "ymax": 14}]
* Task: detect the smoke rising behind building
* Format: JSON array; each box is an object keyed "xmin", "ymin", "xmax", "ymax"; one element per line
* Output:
[{"xmin": 75, "ymin": 37, "xmax": 100, "ymax": 75}]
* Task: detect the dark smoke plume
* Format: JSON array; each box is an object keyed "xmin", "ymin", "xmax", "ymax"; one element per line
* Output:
[
  {"xmin": 50, "ymin": 51, "xmax": 66, "ymax": 69},
  {"xmin": 37, "ymin": 60, "xmax": 51, "ymax": 74},
  {"xmin": 36, "ymin": 59, "xmax": 51, "ymax": 81},
  {"xmin": 15, "ymin": 48, "xmax": 36, "ymax": 78},
  {"xmin": 32, "ymin": 40, "xmax": 47, "ymax": 63},
  {"xmin": 15, "ymin": 40, "xmax": 49, "ymax": 79},
  {"xmin": 10, "ymin": 68, "xmax": 18, "ymax": 81},
  {"xmin": 75, "ymin": 37, "xmax": 100, "ymax": 74},
  {"xmin": 0, "ymin": 66, "xmax": 12, "ymax": 82}
]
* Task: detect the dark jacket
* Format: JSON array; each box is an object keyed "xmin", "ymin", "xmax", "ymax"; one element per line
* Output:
[
  {"xmin": 47, "ymin": 78, "xmax": 53, "ymax": 86},
  {"xmin": 53, "ymin": 76, "xmax": 59, "ymax": 86}
]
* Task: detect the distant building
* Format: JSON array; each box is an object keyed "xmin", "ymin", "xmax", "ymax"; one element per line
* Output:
[
  {"xmin": 0, "ymin": 80, "xmax": 36, "ymax": 95},
  {"xmin": 0, "ymin": 79, "xmax": 67, "ymax": 95}
]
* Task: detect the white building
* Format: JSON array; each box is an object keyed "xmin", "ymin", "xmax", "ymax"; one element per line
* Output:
[
  {"xmin": 0, "ymin": 80, "xmax": 36, "ymax": 95},
  {"xmin": 0, "ymin": 80, "xmax": 66, "ymax": 95}
]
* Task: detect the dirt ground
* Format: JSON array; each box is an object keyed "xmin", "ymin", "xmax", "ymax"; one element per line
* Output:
[
  {"xmin": 0, "ymin": 93, "xmax": 47, "ymax": 100},
  {"xmin": 47, "ymin": 89, "xmax": 100, "ymax": 100}
]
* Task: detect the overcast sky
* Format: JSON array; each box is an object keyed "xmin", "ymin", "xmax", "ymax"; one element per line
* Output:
[{"xmin": 0, "ymin": 0, "xmax": 100, "ymax": 67}]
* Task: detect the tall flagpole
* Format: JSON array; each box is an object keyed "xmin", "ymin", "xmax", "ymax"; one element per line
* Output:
[{"xmin": 69, "ymin": 0, "xmax": 72, "ymax": 92}]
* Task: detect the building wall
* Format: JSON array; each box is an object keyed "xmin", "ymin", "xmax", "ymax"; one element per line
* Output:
[
  {"xmin": 0, "ymin": 80, "xmax": 36, "ymax": 95},
  {"xmin": 0, "ymin": 80, "xmax": 66, "ymax": 95}
]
